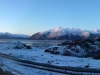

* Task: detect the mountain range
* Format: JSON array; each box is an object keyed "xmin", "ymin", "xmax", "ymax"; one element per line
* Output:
[
  {"xmin": 0, "ymin": 32, "xmax": 30, "ymax": 39},
  {"xmin": 1, "ymin": 27, "xmax": 100, "ymax": 40},
  {"xmin": 30, "ymin": 26, "xmax": 100, "ymax": 40}
]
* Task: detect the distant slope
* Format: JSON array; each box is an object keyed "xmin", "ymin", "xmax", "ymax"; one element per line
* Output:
[
  {"xmin": 30, "ymin": 26, "xmax": 100, "ymax": 40},
  {"xmin": 0, "ymin": 32, "xmax": 30, "ymax": 39}
]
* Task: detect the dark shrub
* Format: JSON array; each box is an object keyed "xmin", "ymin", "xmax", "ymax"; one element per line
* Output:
[
  {"xmin": 84, "ymin": 43, "xmax": 91, "ymax": 49},
  {"xmin": 61, "ymin": 42, "xmax": 68, "ymax": 45},
  {"xmin": 58, "ymin": 44, "xmax": 61, "ymax": 46},
  {"xmin": 5, "ymin": 71, "xmax": 14, "ymax": 75},
  {"xmin": 67, "ymin": 45, "xmax": 71, "ymax": 49},
  {"xmin": 62, "ymin": 51, "xmax": 72, "ymax": 56},
  {"xmin": 53, "ymin": 47, "xmax": 58, "ymax": 50},
  {"xmin": 0, "ymin": 68, "xmax": 14, "ymax": 75},
  {"xmin": 93, "ymin": 54, "xmax": 100, "ymax": 59},
  {"xmin": 26, "ymin": 45, "xmax": 32, "ymax": 49},
  {"xmin": 23, "ymin": 44, "xmax": 27, "ymax": 47},
  {"xmin": 97, "ymin": 38, "xmax": 100, "ymax": 41},
  {"xmin": 14, "ymin": 42, "xmax": 32, "ymax": 49},
  {"xmin": 84, "ymin": 64, "xmax": 90, "ymax": 68},
  {"xmin": 85, "ymin": 39, "xmax": 94, "ymax": 44},
  {"xmin": 45, "ymin": 48, "xmax": 51, "ymax": 52},
  {"xmin": 51, "ymin": 51, "xmax": 59, "ymax": 54},
  {"xmin": 75, "ymin": 49, "xmax": 80, "ymax": 53},
  {"xmin": 0, "ymin": 68, "xmax": 4, "ymax": 74},
  {"xmin": 71, "ymin": 48, "xmax": 75, "ymax": 51},
  {"xmin": 14, "ymin": 46, "xmax": 21, "ymax": 49}
]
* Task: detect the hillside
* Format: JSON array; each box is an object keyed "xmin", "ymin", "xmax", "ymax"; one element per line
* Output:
[
  {"xmin": 45, "ymin": 39, "xmax": 100, "ymax": 59},
  {"xmin": 30, "ymin": 27, "xmax": 100, "ymax": 40},
  {"xmin": 0, "ymin": 32, "xmax": 30, "ymax": 39}
]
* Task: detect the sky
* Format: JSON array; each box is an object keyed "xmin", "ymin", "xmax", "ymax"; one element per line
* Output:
[{"xmin": 0, "ymin": 0, "xmax": 100, "ymax": 35}]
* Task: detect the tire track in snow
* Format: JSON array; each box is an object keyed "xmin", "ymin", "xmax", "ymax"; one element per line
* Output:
[{"xmin": 0, "ymin": 53, "xmax": 100, "ymax": 75}]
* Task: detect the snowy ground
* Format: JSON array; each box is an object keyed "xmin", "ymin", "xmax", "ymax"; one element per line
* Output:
[
  {"xmin": 0, "ymin": 56, "xmax": 67, "ymax": 75},
  {"xmin": 0, "ymin": 42, "xmax": 100, "ymax": 75}
]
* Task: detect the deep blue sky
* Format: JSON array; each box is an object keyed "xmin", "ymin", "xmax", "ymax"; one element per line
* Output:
[{"xmin": 0, "ymin": 0, "xmax": 100, "ymax": 35}]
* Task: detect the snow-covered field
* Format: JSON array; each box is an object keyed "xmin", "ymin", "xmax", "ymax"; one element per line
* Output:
[
  {"xmin": 0, "ymin": 56, "xmax": 67, "ymax": 75},
  {"xmin": 0, "ymin": 41, "xmax": 100, "ymax": 75}
]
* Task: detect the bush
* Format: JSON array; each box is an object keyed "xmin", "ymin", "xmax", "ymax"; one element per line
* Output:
[
  {"xmin": 84, "ymin": 39, "xmax": 94, "ymax": 44},
  {"xmin": 58, "ymin": 44, "xmax": 61, "ymax": 46},
  {"xmin": 0, "ymin": 68, "xmax": 14, "ymax": 75},
  {"xmin": 60, "ymin": 42, "xmax": 68, "ymax": 46},
  {"xmin": 75, "ymin": 49, "xmax": 80, "ymax": 53},
  {"xmin": 84, "ymin": 64, "xmax": 90, "ymax": 68},
  {"xmin": 84, "ymin": 43, "xmax": 91, "ymax": 49},
  {"xmin": 26, "ymin": 45, "xmax": 32, "ymax": 49},
  {"xmin": 45, "ymin": 48, "xmax": 51, "ymax": 52},
  {"xmin": 14, "ymin": 46, "xmax": 21, "ymax": 49},
  {"xmin": 14, "ymin": 43, "xmax": 32, "ymax": 49},
  {"xmin": 62, "ymin": 51, "xmax": 72, "ymax": 56},
  {"xmin": 93, "ymin": 54, "xmax": 100, "ymax": 59},
  {"xmin": 53, "ymin": 47, "xmax": 58, "ymax": 50},
  {"xmin": 97, "ymin": 38, "xmax": 100, "ymax": 41},
  {"xmin": 51, "ymin": 51, "xmax": 59, "ymax": 54}
]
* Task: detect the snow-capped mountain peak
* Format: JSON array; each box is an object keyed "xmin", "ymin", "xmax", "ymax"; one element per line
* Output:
[
  {"xmin": 30, "ymin": 27, "xmax": 100, "ymax": 40},
  {"xmin": 93, "ymin": 29, "xmax": 100, "ymax": 32},
  {"xmin": 55, "ymin": 26, "xmax": 63, "ymax": 29}
]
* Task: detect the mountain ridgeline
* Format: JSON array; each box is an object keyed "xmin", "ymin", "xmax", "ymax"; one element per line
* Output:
[
  {"xmin": 0, "ymin": 32, "xmax": 30, "ymax": 39},
  {"xmin": 30, "ymin": 27, "xmax": 100, "ymax": 40},
  {"xmin": 1, "ymin": 27, "xmax": 100, "ymax": 40}
]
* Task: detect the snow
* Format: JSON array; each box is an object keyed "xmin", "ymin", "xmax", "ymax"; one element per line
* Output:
[
  {"xmin": 33, "ymin": 27, "xmax": 100, "ymax": 39},
  {"xmin": 0, "ymin": 57, "xmax": 66, "ymax": 75},
  {"xmin": 0, "ymin": 41, "xmax": 100, "ymax": 75},
  {"xmin": 0, "ymin": 42, "xmax": 100, "ymax": 68},
  {"xmin": 0, "ymin": 32, "xmax": 30, "ymax": 38},
  {"xmin": 93, "ymin": 29, "xmax": 100, "ymax": 32},
  {"xmin": 32, "ymin": 27, "xmax": 100, "ymax": 40},
  {"xmin": 82, "ymin": 31, "xmax": 90, "ymax": 37},
  {"xmin": 86, "ymin": 29, "xmax": 100, "ymax": 34},
  {"xmin": 36, "ymin": 27, "xmax": 83, "ymax": 38}
]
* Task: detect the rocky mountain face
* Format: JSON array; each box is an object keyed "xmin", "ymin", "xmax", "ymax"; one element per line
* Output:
[{"xmin": 30, "ymin": 27, "xmax": 100, "ymax": 40}]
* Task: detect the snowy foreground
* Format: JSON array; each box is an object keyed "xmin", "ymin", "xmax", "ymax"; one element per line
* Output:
[{"xmin": 0, "ymin": 42, "xmax": 100, "ymax": 75}]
